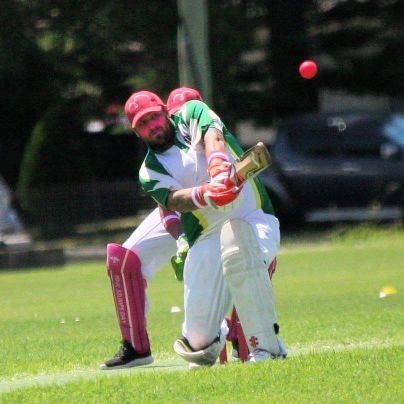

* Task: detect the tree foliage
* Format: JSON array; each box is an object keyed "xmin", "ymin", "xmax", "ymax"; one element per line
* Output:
[
  {"xmin": 209, "ymin": 0, "xmax": 403, "ymax": 124},
  {"xmin": 0, "ymin": 0, "xmax": 57, "ymax": 186},
  {"xmin": 0, "ymin": 0, "xmax": 401, "ymax": 228},
  {"xmin": 310, "ymin": 0, "xmax": 404, "ymax": 95}
]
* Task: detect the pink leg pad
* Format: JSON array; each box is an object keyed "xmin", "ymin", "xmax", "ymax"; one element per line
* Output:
[{"xmin": 106, "ymin": 243, "xmax": 150, "ymax": 353}]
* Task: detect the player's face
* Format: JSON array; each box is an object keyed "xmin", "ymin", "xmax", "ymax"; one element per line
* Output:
[{"xmin": 135, "ymin": 111, "xmax": 174, "ymax": 150}]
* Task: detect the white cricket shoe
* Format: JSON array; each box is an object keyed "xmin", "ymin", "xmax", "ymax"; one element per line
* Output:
[
  {"xmin": 247, "ymin": 349, "xmax": 273, "ymax": 363},
  {"xmin": 188, "ymin": 362, "xmax": 205, "ymax": 370},
  {"xmin": 247, "ymin": 339, "xmax": 288, "ymax": 363}
]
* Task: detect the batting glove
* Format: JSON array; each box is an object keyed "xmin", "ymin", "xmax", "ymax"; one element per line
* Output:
[
  {"xmin": 210, "ymin": 161, "xmax": 232, "ymax": 183},
  {"xmin": 170, "ymin": 233, "xmax": 189, "ymax": 281},
  {"xmin": 207, "ymin": 152, "xmax": 231, "ymax": 183},
  {"xmin": 191, "ymin": 180, "xmax": 243, "ymax": 209}
]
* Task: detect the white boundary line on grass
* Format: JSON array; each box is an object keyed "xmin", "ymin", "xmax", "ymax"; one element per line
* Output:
[
  {"xmin": 1, "ymin": 340, "xmax": 402, "ymax": 394},
  {"xmin": 0, "ymin": 358, "xmax": 188, "ymax": 394}
]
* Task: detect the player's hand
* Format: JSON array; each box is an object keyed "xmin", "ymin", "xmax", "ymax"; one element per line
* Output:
[
  {"xmin": 210, "ymin": 161, "xmax": 232, "ymax": 183},
  {"xmin": 170, "ymin": 233, "xmax": 189, "ymax": 281},
  {"xmin": 208, "ymin": 151, "xmax": 231, "ymax": 183},
  {"xmin": 192, "ymin": 180, "xmax": 243, "ymax": 209},
  {"xmin": 210, "ymin": 161, "xmax": 244, "ymax": 188}
]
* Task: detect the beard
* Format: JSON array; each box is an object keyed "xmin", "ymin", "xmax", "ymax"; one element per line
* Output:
[{"xmin": 149, "ymin": 122, "xmax": 176, "ymax": 152}]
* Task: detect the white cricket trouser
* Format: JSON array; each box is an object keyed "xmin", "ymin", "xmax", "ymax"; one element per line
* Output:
[
  {"xmin": 123, "ymin": 207, "xmax": 177, "ymax": 279},
  {"xmin": 182, "ymin": 210, "xmax": 280, "ymax": 350}
]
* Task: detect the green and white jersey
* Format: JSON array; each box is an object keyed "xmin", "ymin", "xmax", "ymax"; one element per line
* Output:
[{"xmin": 139, "ymin": 100, "xmax": 274, "ymax": 245}]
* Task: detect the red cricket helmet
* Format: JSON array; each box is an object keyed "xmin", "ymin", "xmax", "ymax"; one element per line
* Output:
[
  {"xmin": 166, "ymin": 87, "xmax": 203, "ymax": 115},
  {"xmin": 124, "ymin": 91, "xmax": 166, "ymax": 128}
]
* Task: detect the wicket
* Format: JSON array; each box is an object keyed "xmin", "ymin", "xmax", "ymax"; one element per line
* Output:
[{"xmin": 219, "ymin": 308, "xmax": 249, "ymax": 363}]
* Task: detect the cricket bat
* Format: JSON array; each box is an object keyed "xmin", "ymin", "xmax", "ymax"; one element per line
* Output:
[{"xmin": 230, "ymin": 142, "xmax": 272, "ymax": 184}]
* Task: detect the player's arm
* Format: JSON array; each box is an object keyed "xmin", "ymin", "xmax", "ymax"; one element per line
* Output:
[
  {"xmin": 158, "ymin": 205, "xmax": 183, "ymax": 239},
  {"xmin": 204, "ymin": 128, "xmax": 226, "ymax": 160},
  {"xmin": 164, "ymin": 129, "xmax": 241, "ymax": 211},
  {"xmin": 204, "ymin": 128, "xmax": 232, "ymax": 181},
  {"xmin": 159, "ymin": 204, "xmax": 188, "ymax": 282},
  {"xmin": 166, "ymin": 182, "xmax": 241, "ymax": 212},
  {"xmin": 166, "ymin": 189, "xmax": 197, "ymax": 212},
  {"xmin": 140, "ymin": 166, "xmax": 200, "ymax": 213}
]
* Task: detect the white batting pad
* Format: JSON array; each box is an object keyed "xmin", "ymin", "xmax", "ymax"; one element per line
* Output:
[
  {"xmin": 220, "ymin": 219, "xmax": 282, "ymax": 355},
  {"xmin": 173, "ymin": 332, "xmax": 226, "ymax": 367}
]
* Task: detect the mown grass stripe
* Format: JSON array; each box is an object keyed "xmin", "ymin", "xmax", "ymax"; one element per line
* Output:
[{"xmin": 1, "ymin": 340, "xmax": 402, "ymax": 394}]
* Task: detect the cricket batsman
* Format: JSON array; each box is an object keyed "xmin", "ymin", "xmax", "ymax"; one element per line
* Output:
[{"xmin": 122, "ymin": 89, "xmax": 287, "ymax": 368}]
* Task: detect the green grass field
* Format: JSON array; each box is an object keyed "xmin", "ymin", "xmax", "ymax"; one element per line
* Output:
[{"xmin": 1, "ymin": 225, "xmax": 403, "ymax": 403}]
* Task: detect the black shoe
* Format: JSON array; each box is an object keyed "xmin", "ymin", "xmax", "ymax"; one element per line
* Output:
[{"xmin": 101, "ymin": 341, "xmax": 153, "ymax": 370}]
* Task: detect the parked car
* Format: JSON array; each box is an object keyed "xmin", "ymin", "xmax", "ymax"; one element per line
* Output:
[{"xmin": 259, "ymin": 111, "xmax": 404, "ymax": 225}]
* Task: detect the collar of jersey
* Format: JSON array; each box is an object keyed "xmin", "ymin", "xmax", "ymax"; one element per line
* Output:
[{"xmin": 173, "ymin": 132, "xmax": 190, "ymax": 151}]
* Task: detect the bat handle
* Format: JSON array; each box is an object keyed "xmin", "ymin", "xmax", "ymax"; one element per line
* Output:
[{"xmin": 228, "ymin": 163, "xmax": 244, "ymax": 185}]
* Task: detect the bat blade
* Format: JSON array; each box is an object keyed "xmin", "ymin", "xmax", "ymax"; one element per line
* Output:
[{"xmin": 230, "ymin": 142, "xmax": 271, "ymax": 183}]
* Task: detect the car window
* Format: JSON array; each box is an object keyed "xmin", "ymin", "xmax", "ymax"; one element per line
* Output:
[
  {"xmin": 383, "ymin": 114, "xmax": 404, "ymax": 147},
  {"xmin": 283, "ymin": 113, "xmax": 404, "ymax": 159},
  {"xmin": 339, "ymin": 119, "xmax": 383, "ymax": 158}
]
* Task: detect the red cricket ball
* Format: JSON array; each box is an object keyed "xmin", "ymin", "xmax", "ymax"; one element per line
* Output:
[{"xmin": 299, "ymin": 60, "xmax": 318, "ymax": 79}]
